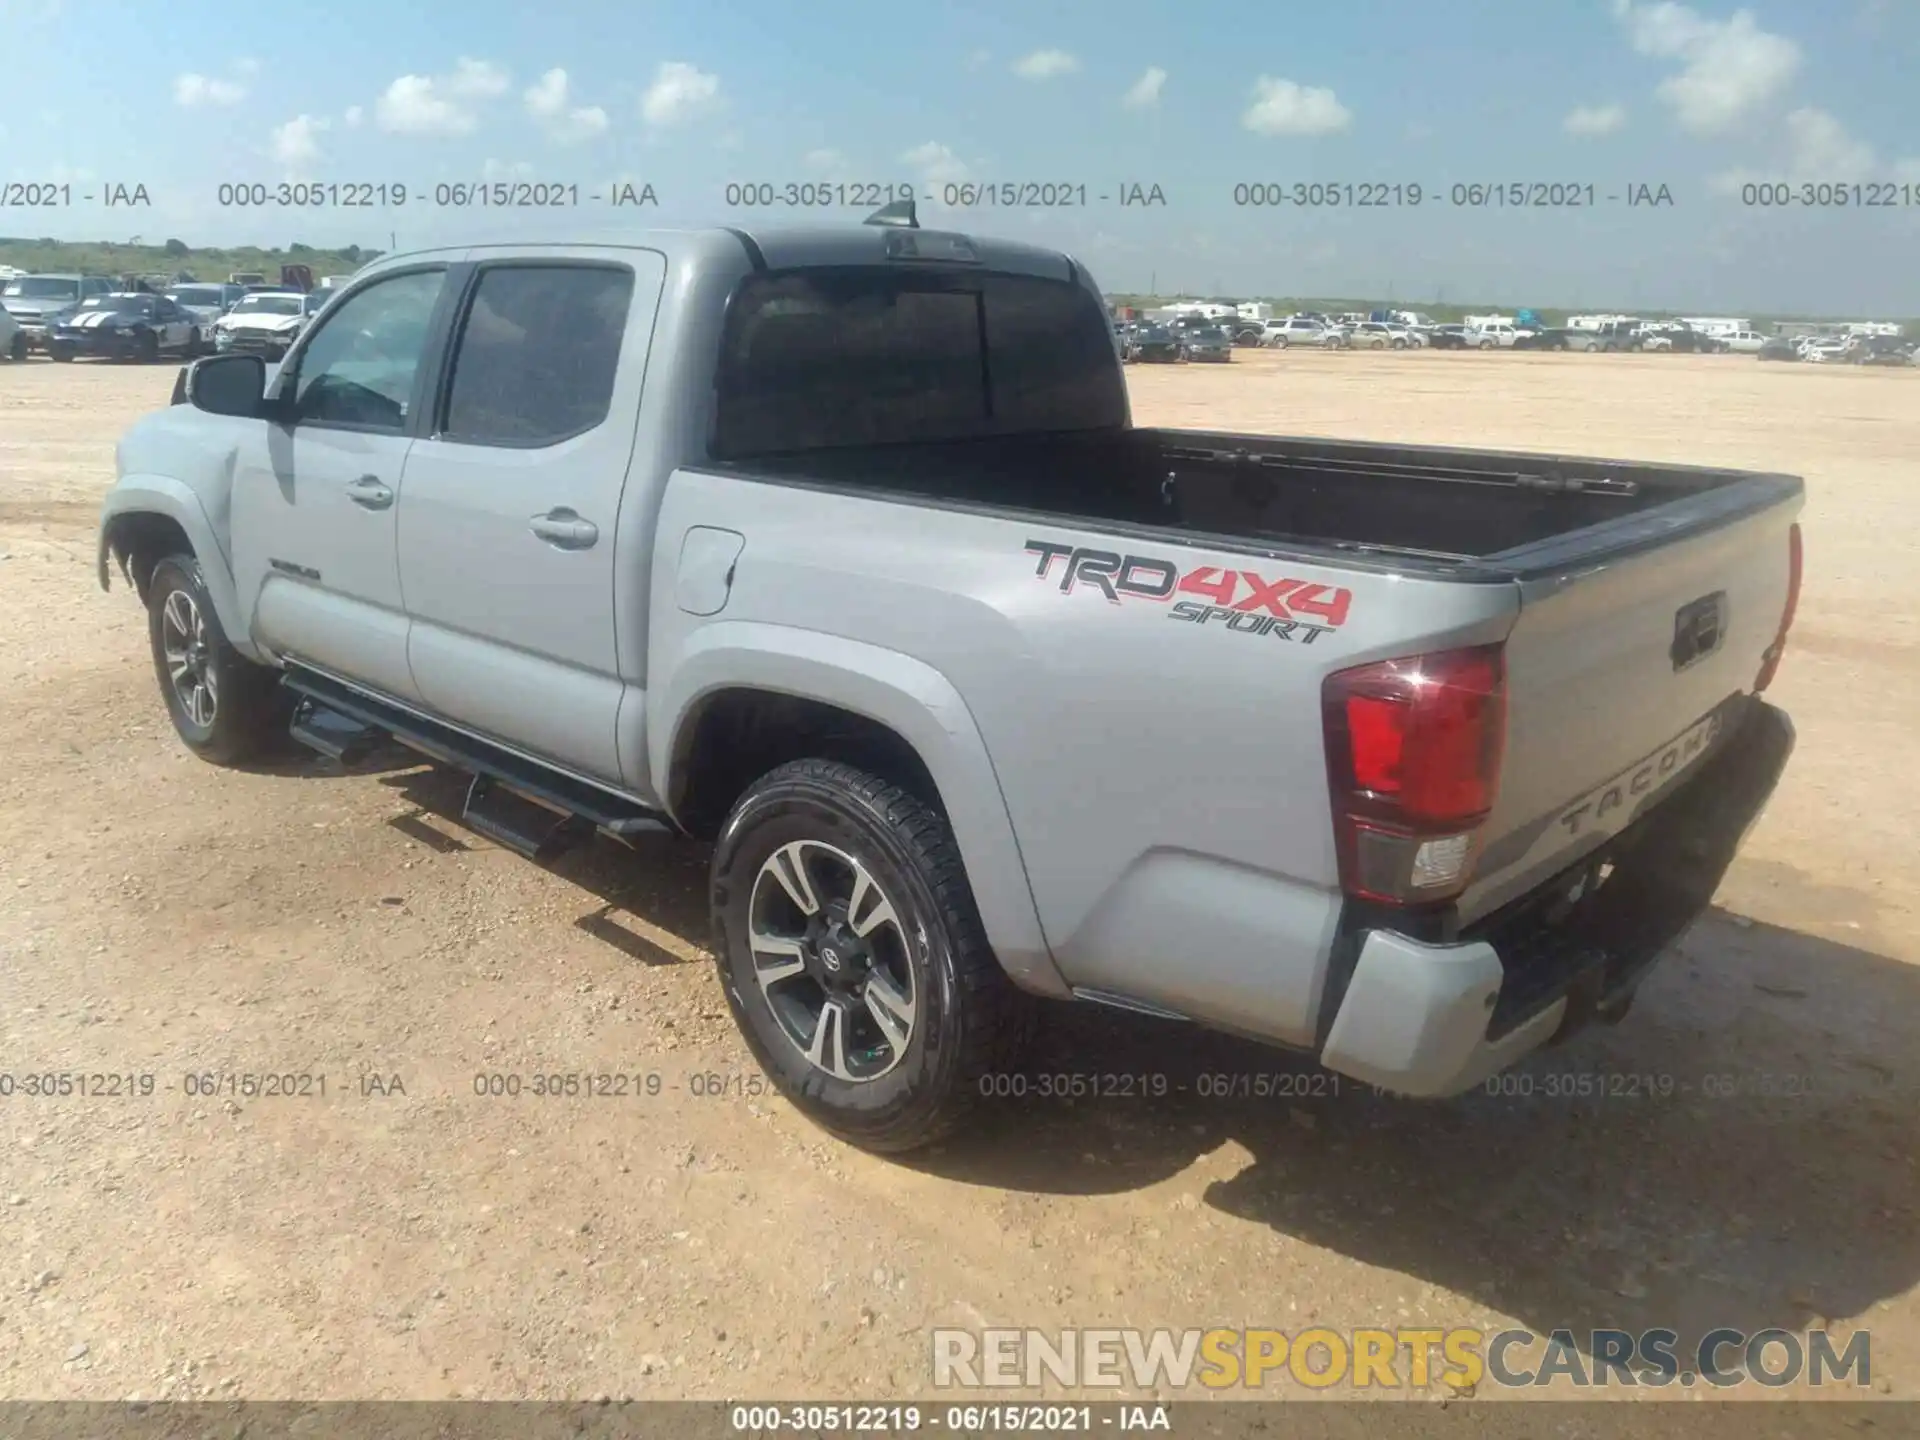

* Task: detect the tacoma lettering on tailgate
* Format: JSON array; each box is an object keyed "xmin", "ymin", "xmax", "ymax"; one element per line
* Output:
[{"xmin": 1023, "ymin": 538, "xmax": 1353, "ymax": 646}]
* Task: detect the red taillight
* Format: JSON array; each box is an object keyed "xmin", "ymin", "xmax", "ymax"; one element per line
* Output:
[
  {"xmin": 1753, "ymin": 522, "xmax": 1802, "ymax": 693},
  {"xmin": 1323, "ymin": 644, "xmax": 1507, "ymax": 904}
]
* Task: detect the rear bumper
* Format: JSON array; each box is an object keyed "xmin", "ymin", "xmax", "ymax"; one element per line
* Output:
[{"xmin": 1318, "ymin": 699, "xmax": 1794, "ymax": 1097}]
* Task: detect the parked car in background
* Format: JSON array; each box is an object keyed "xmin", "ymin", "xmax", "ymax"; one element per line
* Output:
[
  {"xmin": 1387, "ymin": 323, "xmax": 1427, "ymax": 348},
  {"xmin": 1265, "ymin": 317, "xmax": 1347, "ymax": 349},
  {"xmin": 1851, "ymin": 335, "xmax": 1913, "ymax": 366},
  {"xmin": 45, "ymin": 291, "xmax": 206, "ymax": 363},
  {"xmin": 1427, "ymin": 324, "xmax": 1471, "ymax": 350},
  {"xmin": 1512, "ymin": 326, "xmax": 1581, "ymax": 351},
  {"xmin": 1183, "ymin": 325, "xmax": 1234, "ymax": 362},
  {"xmin": 166, "ymin": 282, "xmax": 246, "ymax": 329},
  {"xmin": 0, "ymin": 301, "xmax": 23, "ymax": 361},
  {"xmin": 214, "ymin": 289, "xmax": 319, "ymax": 359},
  {"xmin": 1592, "ymin": 320, "xmax": 1645, "ymax": 352},
  {"xmin": 1465, "ymin": 320, "xmax": 1518, "ymax": 349},
  {"xmin": 0, "ymin": 272, "xmax": 116, "ymax": 353},
  {"xmin": 1131, "ymin": 323, "xmax": 1187, "ymax": 362},
  {"xmin": 1756, "ymin": 336, "xmax": 1803, "ymax": 361},
  {"xmin": 1802, "ymin": 338, "xmax": 1850, "ymax": 364},
  {"xmin": 1721, "ymin": 330, "xmax": 1767, "ymax": 354},
  {"xmin": 1349, "ymin": 321, "xmax": 1408, "ymax": 350}
]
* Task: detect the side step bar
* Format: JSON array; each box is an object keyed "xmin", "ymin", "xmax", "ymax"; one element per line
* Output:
[{"xmin": 280, "ymin": 664, "xmax": 674, "ymax": 855}]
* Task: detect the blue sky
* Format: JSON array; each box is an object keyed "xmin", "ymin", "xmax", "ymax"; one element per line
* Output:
[{"xmin": 5, "ymin": 0, "xmax": 1917, "ymax": 313}]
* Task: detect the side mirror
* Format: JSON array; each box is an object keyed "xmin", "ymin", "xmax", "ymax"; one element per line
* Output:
[{"xmin": 185, "ymin": 353, "xmax": 268, "ymax": 418}]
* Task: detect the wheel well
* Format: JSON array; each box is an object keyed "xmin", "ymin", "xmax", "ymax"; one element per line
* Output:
[
  {"xmin": 104, "ymin": 513, "xmax": 193, "ymax": 601},
  {"xmin": 671, "ymin": 689, "xmax": 944, "ymax": 841}
]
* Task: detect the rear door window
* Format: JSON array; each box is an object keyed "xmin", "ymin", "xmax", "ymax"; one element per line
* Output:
[{"xmin": 440, "ymin": 264, "xmax": 635, "ymax": 447}]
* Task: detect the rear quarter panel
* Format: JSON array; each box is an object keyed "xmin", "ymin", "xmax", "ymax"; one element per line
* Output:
[{"xmin": 649, "ymin": 472, "xmax": 1520, "ymax": 1044}]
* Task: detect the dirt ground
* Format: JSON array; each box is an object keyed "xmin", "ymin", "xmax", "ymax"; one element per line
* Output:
[{"xmin": 1, "ymin": 348, "xmax": 1915, "ymax": 1405}]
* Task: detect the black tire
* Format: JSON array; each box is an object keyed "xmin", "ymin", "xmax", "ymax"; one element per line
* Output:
[
  {"xmin": 711, "ymin": 758, "xmax": 1038, "ymax": 1154},
  {"xmin": 146, "ymin": 554, "xmax": 288, "ymax": 764},
  {"xmin": 138, "ymin": 331, "xmax": 161, "ymax": 363},
  {"xmin": 186, "ymin": 327, "xmax": 203, "ymax": 357},
  {"xmin": 49, "ymin": 342, "xmax": 74, "ymax": 362},
  {"xmin": 7, "ymin": 333, "xmax": 24, "ymax": 361}
]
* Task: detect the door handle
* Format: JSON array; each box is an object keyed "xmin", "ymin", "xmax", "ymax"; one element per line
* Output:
[
  {"xmin": 529, "ymin": 508, "xmax": 599, "ymax": 550},
  {"xmin": 346, "ymin": 474, "xmax": 393, "ymax": 510}
]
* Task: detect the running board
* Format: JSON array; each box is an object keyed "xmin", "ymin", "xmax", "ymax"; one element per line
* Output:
[
  {"xmin": 289, "ymin": 698, "xmax": 383, "ymax": 764},
  {"xmin": 279, "ymin": 664, "xmax": 674, "ymax": 849}
]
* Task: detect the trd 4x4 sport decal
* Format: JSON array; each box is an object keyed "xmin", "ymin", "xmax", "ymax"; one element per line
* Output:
[{"xmin": 1023, "ymin": 539, "xmax": 1352, "ymax": 645}]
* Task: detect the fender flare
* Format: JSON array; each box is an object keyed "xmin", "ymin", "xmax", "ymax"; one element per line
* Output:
[
  {"xmin": 97, "ymin": 477, "xmax": 263, "ymax": 662},
  {"xmin": 653, "ymin": 621, "xmax": 1069, "ymax": 998}
]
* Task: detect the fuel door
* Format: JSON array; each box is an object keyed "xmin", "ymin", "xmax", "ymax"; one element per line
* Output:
[{"xmin": 675, "ymin": 526, "xmax": 745, "ymax": 617}]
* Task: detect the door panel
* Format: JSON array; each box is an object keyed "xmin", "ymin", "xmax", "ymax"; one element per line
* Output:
[
  {"xmin": 229, "ymin": 266, "xmax": 450, "ymax": 699},
  {"xmin": 399, "ymin": 252, "xmax": 666, "ymax": 783}
]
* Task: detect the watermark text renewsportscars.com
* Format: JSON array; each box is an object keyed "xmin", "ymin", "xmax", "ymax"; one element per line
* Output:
[{"xmin": 932, "ymin": 1326, "xmax": 1873, "ymax": 1391}]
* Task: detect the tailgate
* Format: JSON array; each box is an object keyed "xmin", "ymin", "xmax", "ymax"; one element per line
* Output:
[{"xmin": 1458, "ymin": 486, "xmax": 1802, "ymax": 923}]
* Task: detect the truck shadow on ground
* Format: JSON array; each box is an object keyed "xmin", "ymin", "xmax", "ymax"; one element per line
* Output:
[
  {"xmin": 304, "ymin": 751, "xmax": 1917, "ymax": 1358},
  {"xmin": 912, "ymin": 912, "xmax": 1919, "ymax": 1364},
  {"xmin": 369, "ymin": 759, "xmax": 716, "ymax": 967}
]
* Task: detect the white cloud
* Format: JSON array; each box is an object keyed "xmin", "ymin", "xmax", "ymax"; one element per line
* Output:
[
  {"xmin": 1612, "ymin": 1, "xmax": 1800, "ymax": 134},
  {"xmin": 1122, "ymin": 67, "xmax": 1166, "ymax": 109},
  {"xmin": 343, "ymin": 105, "xmax": 363, "ymax": 127},
  {"xmin": 902, "ymin": 141, "xmax": 970, "ymax": 190},
  {"xmin": 174, "ymin": 73, "xmax": 246, "ymax": 107},
  {"xmin": 1710, "ymin": 106, "xmax": 1895, "ymax": 192},
  {"xmin": 1242, "ymin": 78, "xmax": 1351, "ymax": 136},
  {"xmin": 376, "ymin": 58, "xmax": 511, "ymax": 136},
  {"xmin": 270, "ymin": 114, "xmax": 328, "ymax": 168},
  {"xmin": 1894, "ymin": 157, "xmax": 1920, "ymax": 183},
  {"xmin": 446, "ymin": 58, "xmax": 510, "ymax": 100},
  {"xmin": 524, "ymin": 67, "xmax": 609, "ymax": 143},
  {"xmin": 483, "ymin": 158, "xmax": 535, "ymax": 181},
  {"xmin": 1780, "ymin": 106, "xmax": 1876, "ymax": 181},
  {"xmin": 804, "ymin": 148, "xmax": 850, "ymax": 172},
  {"xmin": 1011, "ymin": 49, "xmax": 1078, "ymax": 80},
  {"xmin": 1565, "ymin": 103, "xmax": 1627, "ymax": 136},
  {"xmin": 640, "ymin": 61, "xmax": 722, "ymax": 127}
]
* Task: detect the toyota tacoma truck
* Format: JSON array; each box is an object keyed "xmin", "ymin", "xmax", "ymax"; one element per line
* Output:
[{"xmin": 98, "ymin": 204, "xmax": 1802, "ymax": 1154}]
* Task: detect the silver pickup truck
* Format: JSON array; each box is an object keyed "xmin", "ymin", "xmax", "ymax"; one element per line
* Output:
[{"xmin": 99, "ymin": 206, "xmax": 1802, "ymax": 1154}]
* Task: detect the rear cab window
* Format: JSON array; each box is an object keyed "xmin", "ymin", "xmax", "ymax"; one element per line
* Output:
[{"xmin": 710, "ymin": 267, "xmax": 1125, "ymax": 460}]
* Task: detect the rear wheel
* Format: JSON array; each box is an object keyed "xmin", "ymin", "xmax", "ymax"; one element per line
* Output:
[
  {"xmin": 49, "ymin": 342, "xmax": 74, "ymax": 362},
  {"xmin": 711, "ymin": 759, "xmax": 1037, "ymax": 1154},
  {"xmin": 7, "ymin": 333, "xmax": 24, "ymax": 361},
  {"xmin": 146, "ymin": 554, "xmax": 288, "ymax": 764},
  {"xmin": 138, "ymin": 331, "xmax": 161, "ymax": 363}
]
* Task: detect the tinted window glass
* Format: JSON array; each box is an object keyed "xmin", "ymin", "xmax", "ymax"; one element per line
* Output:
[
  {"xmin": 712, "ymin": 268, "xmax": 1125, "ymax": 459},
  {"xmin": 292, "ymin": 268, "xmax": 444, "ymax": 432},
  {"xmin": 442, "ymin": 265, "xmax": 633, "ymax": 446}
]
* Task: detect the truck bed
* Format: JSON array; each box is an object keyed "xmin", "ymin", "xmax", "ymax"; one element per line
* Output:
[{"xmin": 721, "ymin": 427, "xmax": 1795, "ymax": 569}]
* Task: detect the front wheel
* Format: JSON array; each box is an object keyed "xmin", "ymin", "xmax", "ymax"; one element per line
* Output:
[
  {"xmin": 7, "ymin": 333, "xmax": 25, "ymax": 361},
  {"xmin": 710, "ymin": 759, "xmax": 1038, "ymax": 1154},
  {"xmin": 146, "ymin": 554, "xmax": 289, "ymax": 764},
  {"xmin": 49, "ymin": 342, "xmax": 74, "ymax": 362}
]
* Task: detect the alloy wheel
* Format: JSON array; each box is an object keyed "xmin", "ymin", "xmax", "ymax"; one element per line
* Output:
[
  {"xmin": 160, "ymin": 588, "xmax": 218, "ymax": 728},
  {"xmin": 747, "ymin": 839, "xmax": 918, "ymax": 1082}
]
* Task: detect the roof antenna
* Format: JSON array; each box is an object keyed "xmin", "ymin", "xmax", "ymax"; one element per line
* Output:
[{"xmin": 864, "ymin": 198, "xmax": 919, "ymax": 229}]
